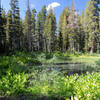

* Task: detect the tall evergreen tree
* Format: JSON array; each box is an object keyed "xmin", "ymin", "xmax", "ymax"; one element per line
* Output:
[
  {"xmin": 40, "ymin": 6, "xmax": 46, "ymax": 35},
  {"xmin": 6, "ymin": 10, "xmax": 12, "ymax": 52},
  {"xmin": 76, "ymin": 11, "xmax": 85, "ymax": 52},
  {"xmin": 85, "ymin": 0, "xmax": 99, "ymax": 53},
  {"xmin": 31, "ymin": 9, "xmax": 36, "ymax": 51},
  {"xmin": 44, "ymin": 7, "xmax": 56, "ymax": 53},
  {"xmin": 40, "ymin": 6, "xmax": 47, "ymax": 51},
  {"xmin": 10, "ymin": 0, "xmax": 21, "ymax": 51},
  {"xmin": 35, "ymin": 6, "xmax": 47, "ymax": 51},
  {"xmin": 35, "ymin": 12, "xmax": 41, "ymax": 51},
  {"xmin": 58, "ymin": 7, "xmax": 69, "ymax": 52},
  {"xmin": 0, "ymin": 1, "xmax": 6, "ymax": 53},
  {"xmin": 80, "ymin": 10, "xmax": 86, "ymax": 51},
  {"xmin": 24, "ymin": 0, "xmax": 32, "ymax": 51},
  {"xmin": 67, "ymin": 2, "xmax": 77, "ymax": 53},
  {"xmin": 0, "ymin": 0, "xmax": 3, "ymax": 53}
]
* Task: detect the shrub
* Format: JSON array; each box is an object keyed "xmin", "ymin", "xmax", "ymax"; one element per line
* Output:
[
  {"xmin": 27, "ymin": 70, "xmax": 100, "ymax": 100},
  {"xmin": 0, "ymin": 70, "xmax": 28, "ymax": 96}
]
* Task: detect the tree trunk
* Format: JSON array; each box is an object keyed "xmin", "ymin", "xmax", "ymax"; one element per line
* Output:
[{"xmin": 90, "ymin": 39, "xmax": 94, "ymax": 54}]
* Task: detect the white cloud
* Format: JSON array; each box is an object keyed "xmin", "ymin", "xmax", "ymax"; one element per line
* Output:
[
  {"xmin": 47, "ymin": 2, "xmax": 61, "ymax": 11},
  {"xmin": 31, "ymin": 4, "xmax": 35, "ymax": 9}
]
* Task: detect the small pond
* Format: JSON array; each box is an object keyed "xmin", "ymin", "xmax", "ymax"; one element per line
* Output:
[{"xmin": 32, "ymin": 63, "xmax": 100, "ymax": 75}]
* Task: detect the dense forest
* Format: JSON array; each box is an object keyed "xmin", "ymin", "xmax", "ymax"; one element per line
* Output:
[
  {"xmin": 0, "ymin": 0, "xmax": 100, "ymax": 100},
  {"xmin": 0, "ymin": 0, "xmax": 100, "ymax": 54}
]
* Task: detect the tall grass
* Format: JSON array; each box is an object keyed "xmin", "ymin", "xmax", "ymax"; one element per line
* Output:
[{"xmin": 0, "ymin": 52, "xmax": 100, "ymax": 100}]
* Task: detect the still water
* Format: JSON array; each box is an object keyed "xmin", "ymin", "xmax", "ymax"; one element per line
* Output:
[{"xmin": 33, "ymin": 63, "xmax": 100, "ymax": 75}]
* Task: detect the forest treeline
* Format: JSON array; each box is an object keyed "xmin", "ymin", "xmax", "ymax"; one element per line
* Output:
[{"xmin": 0, "ymin": 0, "xmax": 100, "ymax": 54}]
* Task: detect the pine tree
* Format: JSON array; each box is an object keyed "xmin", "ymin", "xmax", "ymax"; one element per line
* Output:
[
  {"xmin": 6, "ymin": 10, "xmax": 13, "ymax": 51},
  {"xmin": 0, "ymin": 1, "xmax": 6, "ymax": 53},
  {"xmin": 2, "ymin": 8, "xmax": 6, "ymax": 52},
  {"xmin": 24, "ymin": 0, "xmax": 32, "ymax": 51},
  {"xmin": 10, "ymin": 0, "xmax": 21, "ymax": 51},
  {"xmin": 35, "ymin": 6, "xmax": 47, "ymax": 51},
  {"xmin": 67, "ymin": 2, "xmax": 77, "ymax": 53},
  {"xmin": 76, "ymin": 11, "xmax": 85, "ymax": 52},
  {"xmin": 83, "ymin": 7, "xmax": 90, "ymax": 52},
  {"xmin": 40, "ymin": 6, "xmax": 46, "ymax": 34},
  {"xmin": 44, "ymin": 7, "xmax": 56, "ymax": 53},
  {"xmin": 35, "ymin": 12, "xmax": 41, "ymax": 51},
  {"xmin": 0, "ymin": 0, "xmax": 4, "ymax": 53},
  {"xmin": 79, "ymin": 10, "xmax": 86, "ymax": 52},
  {"xmin": 62, "ymin": 15, "xmax": 67, "ymax": 52},
  {"xmin": 40, "ymin": 6, "xmax": 47, "ymax": 51},
  {"xmin": 19, "ymin": 19, "xmax": 24, "ymax": 51},
  {"xmin": 31, "ymin": 8, "xmax": 36, "ymax": 51},
  {"xmin": 85, "ymin": 0, "xmax": 99, "ymax": 53},
  {"xmin": 58, "ymin": 7, "xmax": 69, "ymax": 51}
]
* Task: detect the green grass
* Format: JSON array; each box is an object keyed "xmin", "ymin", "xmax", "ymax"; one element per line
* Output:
[
  {"xmin": 0, "ymin": 70, "xmax": 28, "ymax": 97},
  {"xmin": 0, "ymin": 52, "xmax": 100, "ymax": 100},
  {"xmin": 28, "ymin": 71, "xmax": 100, "ymax": 100},
  {"xmin": 0, "ymin": 51, "xmax": 100, "ymax": 75},
  {"xmin": 37, "ymin": 52, "xmax": 100, "ymax": 65},
  {"xmin": 0, "ymin": 51, "xmax": 100, "ymax": 66},
  {"xmin": 0, "ymin": 52, "xmax": 41, "ymax": 75},
  {"xmin": 0, "ymin": 70, "xmax": 99, "ymax": 100}
]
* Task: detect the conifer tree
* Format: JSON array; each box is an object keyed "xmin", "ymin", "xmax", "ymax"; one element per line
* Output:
[
  {"xmin": 85, "ymin": 0, "xmax": 99, "ymax": 53},
  {"xmin": 10, "ymin": 0, "xmax": 21, "ymax": 51},
  {"xmin": 0, "ymin": 0, "xmax": 4, "ymax": 53},
  {"xmin": 19, "ymin": 19, "xmax": 24, "ymax": 50},
  {"xmin": 2, "ymin": 9, "xmax": 6, "ymax": 51},
  {"xmin": 0, "ymin": 1, "xmax": 6, "ymax": 53},
  {"xmin": 44, "ymin": 7, "xmax": 56, "ymax": 53},
  {"xmin": 40, "ymin": 6, "xmax": 46, "ymax": 34},
  {"xmin": 24, "ymin": 0, "xmax": 32, "ymax": 51},
  {"xmin": 76, "ymin": 11, "xmax": 85, "ymax": 52},
  {"xmin": 62, "ymin": 15, "xmax": 68, "ymax": 52},
  {"xmin": 67, "ymin": 2, "xmax": 77, "ymax": 53},
  {"xmin": 79, "ymin": 10, "xmax": 86, "ymax": 52},
  {"xmin": 35, "ymin": 12, "xmax": 41, "ymax": 51},
  {"xmin": 31, "ymin": 9, "xmax": 36, "ymax": 51},
  {"xmin": 40, "ymin": 6, "xmax": 47, "ymax": 51},
  {"xmin": 6, "ymin": 10, "xmax": 12, "ymax": 52},
  {"xmin": 58, "ymin": 7, "xmax": 69, "ymax": 51},
  {"xmin": 35, "ymin": 6, "xmax": 47, "ymax": 51}
]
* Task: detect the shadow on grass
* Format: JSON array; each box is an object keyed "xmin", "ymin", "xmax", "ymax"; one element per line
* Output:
[
  {"xmin": 95, "ymin": 59, "xmax": 100, "ymax": 71},
  {"xmin": 95, "ymin": 59, "xmax": 100, "ymax": 66},
  {"xmin": 0, "ymin": 94, "xmax": 65, "ymax": 100}
]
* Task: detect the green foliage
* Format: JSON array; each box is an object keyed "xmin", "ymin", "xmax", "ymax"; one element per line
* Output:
[
  {"xmin": 0, "ymin": 52, "xmax": 100, "ymax": 99},
  {"xmin": 0, "ymin": 56, "xmax": 10, "ymax": 76},
  {"xmin": 0, "ymin": 52, "xmax": 41, "ymax": 74},
  {"xmin": 27, "ymin": 70, "xmax": 100, "ymax": 100},
  {"xmin": 75, "ymin": 72, "xmax": 100, "ymax": 99},
  {"xmin": 44, "ymin": 7, "xmax": 56, "ymax": 53},
  {"xmin": 0, "ymin": 8, "xmax": 6, "ymax": 53},
  {"xmin": 84, "ymin": 0, "xmax": 99, "ymax": 53},
  {"xmin": 0, "ymin": 70, "xmax": 28, "ymax": 96},
  {"xmin": 58, "ymin": 7, "xmax": 69, "ymax": 52},
  {"xmin": 0, "ymin": 68, "xmax": 99, "ymax": 99},
  {"xmin": 45, "ymin": 53, "xmax": 53, "ymax": 59}
]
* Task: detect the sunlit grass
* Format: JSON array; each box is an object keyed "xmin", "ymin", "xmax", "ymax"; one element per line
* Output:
[{"xmin": 0, "ymin": 52, "xmax": 100, "ymax": 99}]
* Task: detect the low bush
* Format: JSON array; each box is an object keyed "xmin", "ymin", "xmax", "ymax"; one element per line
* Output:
[
  {"xmin": 27, "ymin": 70, "xmax": 100, "ymax": 100},
  {"xmin": 0, "ymin": 70, "xmax": 28, "ymax": 96},
  {"xmin": 0, "ymin": 52, "xmax": 41, "ymax": 74},
  {"xmin": 0, "ymin": 68, "xmax": 99, "ymax": 100}
]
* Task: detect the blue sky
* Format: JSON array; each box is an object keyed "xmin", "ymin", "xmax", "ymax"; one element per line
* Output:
[{"xmin": 1, "ymin": 0, "xmax": 89, "ymax": 21}]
